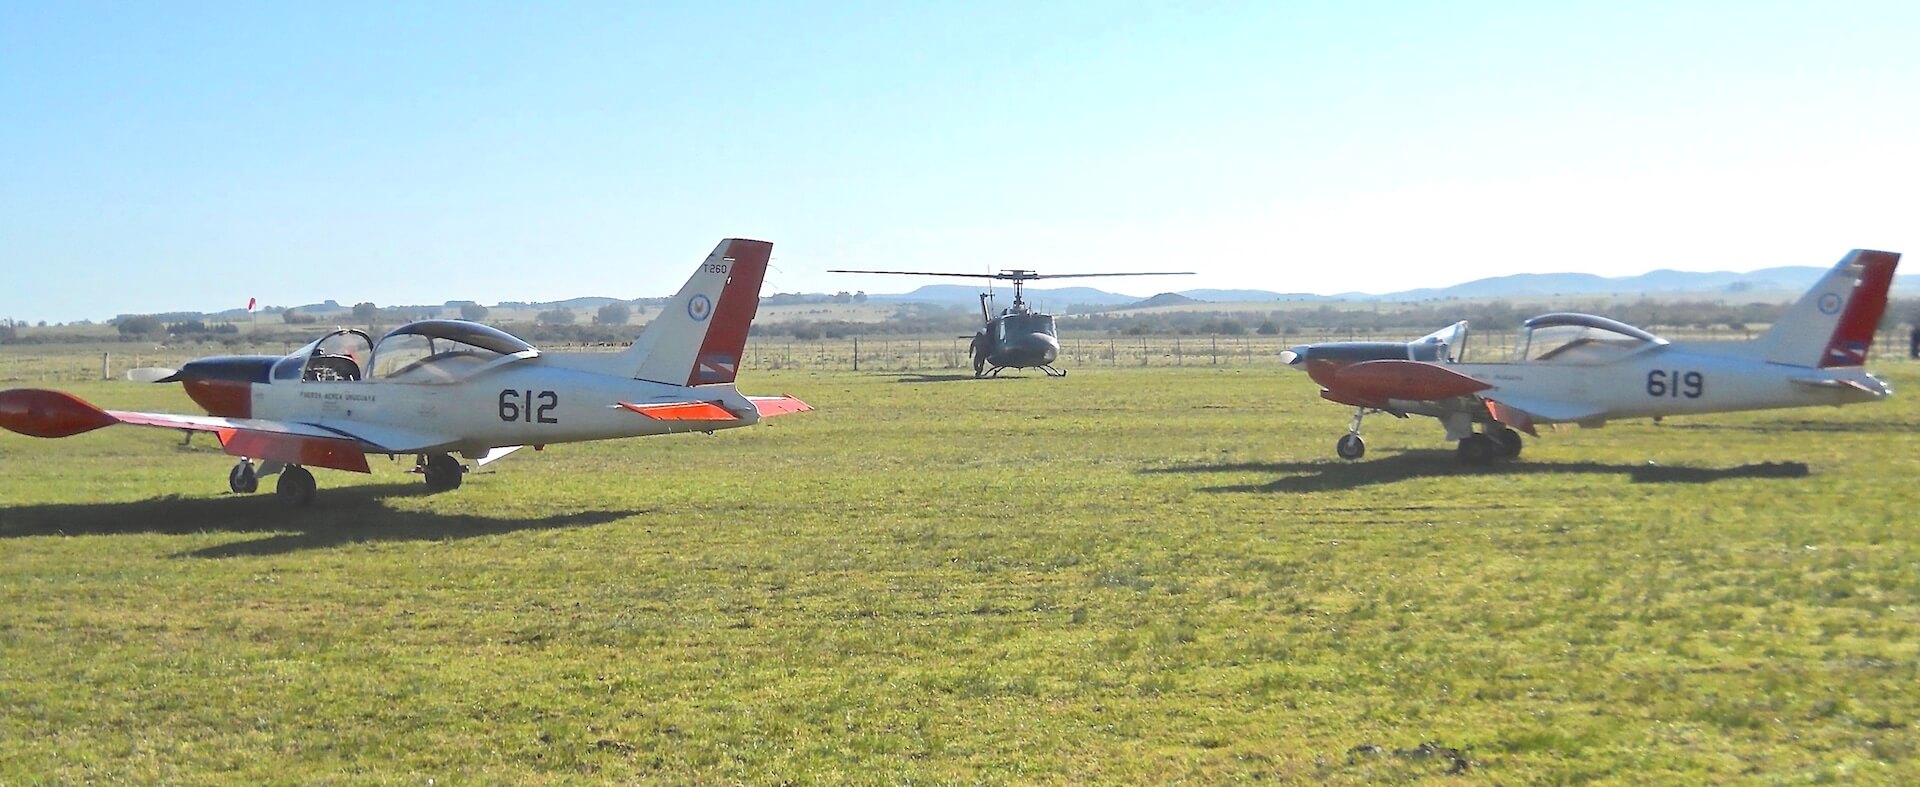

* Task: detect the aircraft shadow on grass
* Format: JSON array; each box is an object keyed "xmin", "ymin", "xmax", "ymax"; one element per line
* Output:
[
  {"xmin": 0, "ymin": 483, "xmax": 643, "ymax": 559},
  {"xmin": 1145, "ymin": 451, "xmax": 1810, "ymax": 494},
  {"xmin": 1656, "ymin": 419, "xmax": 1915, "ymax": 434}
]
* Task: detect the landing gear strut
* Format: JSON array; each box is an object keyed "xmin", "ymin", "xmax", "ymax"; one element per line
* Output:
[
  {"xmin": 420, "ymin": 453, "xmax": 465, "ymax": 492},
  {"xmin": 1335, "ymin": 407, "xmax": 1367, "ymax": 460}
]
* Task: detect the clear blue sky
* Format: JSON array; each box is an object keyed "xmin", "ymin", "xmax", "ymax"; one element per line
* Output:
[{"xmin": 4, "ymin": 1, "xmax": 1916, "ymax": 323}]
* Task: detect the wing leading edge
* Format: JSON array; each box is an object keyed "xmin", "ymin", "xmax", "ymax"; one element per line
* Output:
[{"xmin": 0, "ymin": 387, "xmax": 464, "ymax": 473}]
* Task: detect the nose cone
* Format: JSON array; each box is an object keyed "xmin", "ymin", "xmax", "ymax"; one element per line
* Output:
[
  {"xmin": 1278, "ymin": 345, "xmax": 1309, "ymax": 369},
  {"xmin": 996, "ymin": 332, "xmax": 1060, "ymax": 367}
]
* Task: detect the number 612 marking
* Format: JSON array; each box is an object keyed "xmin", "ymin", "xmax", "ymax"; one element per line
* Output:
[
  {"xmin": 498, "ymin": 389, "xmax": 559, "ymax": 423},
  {"xmin": 1646, "ymin": 370, "xmax": 1703, "ymax": 399}
]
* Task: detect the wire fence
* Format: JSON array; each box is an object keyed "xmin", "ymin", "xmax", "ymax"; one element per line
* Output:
[{"xmin": 6, "ymin": 325, "xmax": 1918, "ymax": 383}]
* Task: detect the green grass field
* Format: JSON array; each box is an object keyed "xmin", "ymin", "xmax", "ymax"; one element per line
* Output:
[{"xmin": 4, "ymin": 358, "xmax": 1920, "ymax": 782}]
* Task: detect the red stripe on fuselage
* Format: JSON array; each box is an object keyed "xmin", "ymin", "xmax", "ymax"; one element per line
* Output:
[{"xmin": 688, "ymin": 239, "xmax": 772, "ymax": 386}]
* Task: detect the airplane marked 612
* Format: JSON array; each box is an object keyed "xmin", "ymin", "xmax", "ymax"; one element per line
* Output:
[{"xmin": 0, "ymin": 238, "xmax": 811, "ymax": 506}]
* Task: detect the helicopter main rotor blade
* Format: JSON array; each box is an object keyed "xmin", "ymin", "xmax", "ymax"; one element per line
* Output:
[
  {"xmin": 1015, "ymin": 271, "xmax": 1194, "ymax": 280},
  {"xmin": 825, "ymin": 269, "xmax": 1009, "ymax": 279}
]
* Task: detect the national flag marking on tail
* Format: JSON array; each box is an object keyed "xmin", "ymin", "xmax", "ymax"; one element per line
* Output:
[
  {"xmin": 1827, "ymin": 342, "xmax": 1869, "ymax": 366},
  {"xmin": 695, "ymin": 353, "xmax": 737, "ymax": 384}
]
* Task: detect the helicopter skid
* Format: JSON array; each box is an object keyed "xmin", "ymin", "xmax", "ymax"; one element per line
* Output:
[{"xmin": 980, "ymin": 365, "xmax": 1068, "ymax": 378}]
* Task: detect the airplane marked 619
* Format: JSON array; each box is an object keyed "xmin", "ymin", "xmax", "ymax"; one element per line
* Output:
[{"xmin": 1279, "ymin": 249, "xmax": 1899, "ymax": 464}]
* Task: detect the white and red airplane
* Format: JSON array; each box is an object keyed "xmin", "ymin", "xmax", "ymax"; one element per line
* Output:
[
  {"xmin": 1280, "ymin": 249, "xmax": 1900, "ymax": 463},
  {"xmin": 0, "ymin": 238, "xmax": 811, "ymax": 505}
]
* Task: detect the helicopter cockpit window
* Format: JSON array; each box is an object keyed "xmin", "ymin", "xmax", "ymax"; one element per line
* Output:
[
  {"xmin": 1516, "ymin": 314, "xmax": 1664, "ymax": 364},
  {"xmin": 369, "ymin": 320, "xmax": 536, "ymax": 383},
  {"xmin": 1003, "ymin": 313, "xmax": 1057, "ymax": 337}
]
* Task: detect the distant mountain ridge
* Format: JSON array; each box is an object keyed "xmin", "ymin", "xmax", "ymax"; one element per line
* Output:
[{"xmin": 123, "ymin": 264, "xmax": 1916, "ymax": 325}]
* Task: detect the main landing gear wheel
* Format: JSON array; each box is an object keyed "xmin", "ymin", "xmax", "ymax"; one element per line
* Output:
[
  {"xmin": 1493, "ymin": 426, "xmax": 1524, "ymax": 459},
  {"xmin": 421, "ymin": 453, "xmax": 464, "ymax": 492},
  {"xmin": 1457, "ymin": 433, "xmax": 1496, "ymax": 466},
  {"xmin": 1336, "ymin": 433, "xmax": 1366, "ymax": 460},
  {"xmin": 228, "ymin": 460, "xmax": 259, "ymax": 494},
  {"xmin": 276, "ymin": 465, "xmax": 316, "ymax": 508}
]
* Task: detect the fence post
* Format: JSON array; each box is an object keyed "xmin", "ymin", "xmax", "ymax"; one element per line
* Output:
[
  {"xmin": 852, "ymin": 336, "xmax": 860, "ymax": 372},
  {"xmin": 101, "ymin": 352, "xmax": 110, "ymax": 381}
]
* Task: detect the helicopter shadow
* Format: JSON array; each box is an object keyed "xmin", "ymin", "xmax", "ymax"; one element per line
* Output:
[
  {"xmin": 0, "ymin": 483, "xmax": 644, "ymax": 559},
  {"xmin": 1145, "ymin": 451, "xmax": 1810, "ymax": 494},
  {"xmin": 892, "ymin": 373, "xmax": 987, "ymax": 384}
]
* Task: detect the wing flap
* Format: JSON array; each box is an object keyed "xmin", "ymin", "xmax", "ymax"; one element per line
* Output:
[
  {"xmin": 221, "ymin": 430, "xmax": 371, "ymax": 473},
  {"xmin": 1481, "ymin": 393, "xmax": 1605, "ymax": 425}
]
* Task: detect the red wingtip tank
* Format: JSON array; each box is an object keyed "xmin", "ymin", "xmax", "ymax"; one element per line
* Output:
[{"xmin": 0, "ymin": 389, "xmax": 120, "ymax": 438}]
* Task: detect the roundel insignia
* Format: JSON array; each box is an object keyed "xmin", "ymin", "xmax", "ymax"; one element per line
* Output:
[
  {"xmin": 1818, "ymin": 292, "xmax": 1843, "ymax": 315},
  {"xmin": 688, "ymin": 294, "xmax": 713, "ymax": 322}
]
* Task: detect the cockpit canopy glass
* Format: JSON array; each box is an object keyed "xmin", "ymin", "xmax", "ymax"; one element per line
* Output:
[
  {"xmin": 274, "ymin": 329, "xmax": 373, "ymax": 381},
  {"xmin": 370, "ymin": 320, "xmax": 537, "ymax": 383},
  {"xmin": 1516, "ymin": 313, "xmax": 1666, "ymax": 364},
  {"xmin": 1001, "ymin": 312, "xmax": 1057, "ymax": 337}
]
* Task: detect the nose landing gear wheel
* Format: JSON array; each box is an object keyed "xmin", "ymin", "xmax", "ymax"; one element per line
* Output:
[
  {"xmin": 421, "ymin": 453, "xmax": 465, "ymax": 492},
  {"xmin": 1457, "ymin": 433, "xmax": 1496, "ymax": 465},
  {"xmin": 228, "ymin": 460, "xmax": 259, "ymax": 494},
  {"xmin": 1492, "ymin": 426, "xmax": 1524, "ymax": 459},
  {"xmin": 276, "ymin": 465, "xmax": 316, "ymax": 507},
  {"xmin": 1335, "ymin": 433, "xmax": 1366, "ymax": 460}
]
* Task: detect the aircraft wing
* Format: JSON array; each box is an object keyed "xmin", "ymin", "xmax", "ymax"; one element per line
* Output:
[{"xmin": 0, "ymin": 388, "xmax": 464, "ymax": 473}]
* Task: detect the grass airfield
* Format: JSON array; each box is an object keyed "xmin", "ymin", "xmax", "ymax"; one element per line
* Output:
[{"xmin": 3, "ymin": 361, "xmax": 1920, "ymax": 782}]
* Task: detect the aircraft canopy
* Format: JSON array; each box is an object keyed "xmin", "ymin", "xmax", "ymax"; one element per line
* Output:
[
  {"xmin": 371, "ymin": 320, "xmax": 539, "ymax": 382},
  {"xmin": 1517, "ymin": 312, "xmax": 1667, "ymax": 364}
]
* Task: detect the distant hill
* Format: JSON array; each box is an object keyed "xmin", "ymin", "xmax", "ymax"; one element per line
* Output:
[
  {"xmin": 1177, "ymin": 288, "xmax": 1334, "ymax": 302},
  {"xmin": 74, "ymin": 263, "xmax": 1918, "ymax": 328},
  {"xmin": 1371, "ymin": 266, "xmax": 1842, "ymax": 301},
  {"xmin": 1128, "ymin": 292, "xmax": 1202, "ymax": 309}
]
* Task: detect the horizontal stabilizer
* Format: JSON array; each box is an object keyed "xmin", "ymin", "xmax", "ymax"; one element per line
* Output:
[
  {"xmin": 748, "ymin": 395, "xmax": 813, "ymax": 418},
  {"xmin": 1789, "ymin": 376, "xmax": 1891, "ymax": 396},
  {"xmin": 617, "ymin": 401, "xmax": 742, "ymax": 421}
]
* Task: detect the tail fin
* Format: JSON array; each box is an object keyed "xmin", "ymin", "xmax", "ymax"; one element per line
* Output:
[
  {"xmin": 623, "ymin": 238, "xmax": 773, "ymax": 386},
  {"xmin": 1755, "ymin": 249, "xmax": 1900, "ymax": 368}
]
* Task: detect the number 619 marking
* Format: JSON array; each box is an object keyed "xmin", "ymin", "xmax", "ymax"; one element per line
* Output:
[{"xmin": 1646, "ymin": 370, "xmax": 1703, "ymax": 399}]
